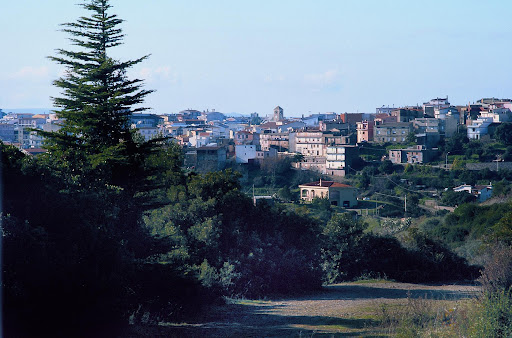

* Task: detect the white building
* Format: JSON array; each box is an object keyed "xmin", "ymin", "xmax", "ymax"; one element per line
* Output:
[
  {"xmin": 235, "ymin": 145, "xmax": 257, "ymax": 163},
  {"xmin": 453, "ymin": 184, "xmax": 493, "ymax": 203},
  {"xmin": 467, "ymin": 117, "xmax": 493, "ymax": 140},
  {"xmin": 293, "ymin": 130, "xmax": 325, "ymax": 156},
  {"xmin": 480, "ymin": 108, "xmax": 512, "ymax": 123}
]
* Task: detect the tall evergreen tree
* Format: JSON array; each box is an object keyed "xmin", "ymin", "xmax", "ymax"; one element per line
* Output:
[{"xmin": 41, "ymin": 0, "xmax": 154, "ymax": 188}]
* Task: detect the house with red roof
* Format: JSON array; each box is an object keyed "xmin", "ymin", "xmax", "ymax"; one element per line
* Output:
[{"xmin": 298, "ymin": 180, "xmax": 358, "ymax": 207}]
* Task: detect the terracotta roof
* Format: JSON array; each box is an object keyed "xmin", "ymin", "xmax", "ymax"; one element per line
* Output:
[
  {"xmin": 299, "ymin": 180, "xmax": 354, "ymax": 188},
  {"xmin": 259, "ymin": 122, "xmax": 278, "ymax": 128},
  {"xmin": 22, "ymin": 148, "xmax": 47, "ymax": 155}
]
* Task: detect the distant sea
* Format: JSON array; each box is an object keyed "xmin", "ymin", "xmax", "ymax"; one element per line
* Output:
[{"xmin": 2, "ymin": 108, "xmax": 56, "ymax": 115}]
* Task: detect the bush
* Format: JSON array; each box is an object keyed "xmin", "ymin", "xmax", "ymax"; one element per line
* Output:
[
  {"xmin": 479, "ymin": 244, "xmax": 512, "ymax": 294},
  {"xmin": 470, "ymin": 290, "xmax": 512, "ymax": 337}
]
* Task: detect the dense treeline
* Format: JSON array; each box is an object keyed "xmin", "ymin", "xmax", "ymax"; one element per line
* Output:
[{"xmin": 2, "ymin": 141, "xmax": 482, "ymax": 335}]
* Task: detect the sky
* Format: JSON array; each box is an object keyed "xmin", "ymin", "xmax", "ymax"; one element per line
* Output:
[{"xmin": 2, "ymin": 0, "xmax": 512, "ymax": 117}]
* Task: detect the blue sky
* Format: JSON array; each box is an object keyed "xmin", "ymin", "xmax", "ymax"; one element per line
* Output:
[{"xmin": 1, "ymin": 0, "xmax": 511, "ymax": 117}]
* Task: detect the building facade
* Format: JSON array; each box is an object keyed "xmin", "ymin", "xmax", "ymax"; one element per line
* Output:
[
  {"xmin": 299, "ymin": 180, "xmax": 358, "ymax": 207},
  {"xmin": 325, "ymin": 145, "xmax": 359, "ymax": 176},
  {"xmin": 373, "ymin": 122, "xmax": 412, "ymax": 143}
]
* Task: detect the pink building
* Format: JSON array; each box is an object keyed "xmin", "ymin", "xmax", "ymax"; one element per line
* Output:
[{"xmin": 356, "ymin": 120, "xmax": 374, "ymax": 143}]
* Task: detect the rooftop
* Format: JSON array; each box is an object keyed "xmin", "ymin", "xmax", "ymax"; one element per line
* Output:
[{"xmin": 299, "ymin": 180, "xmax": 354, "ymax": 188}]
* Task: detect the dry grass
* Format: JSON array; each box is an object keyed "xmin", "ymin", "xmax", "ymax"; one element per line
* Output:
[{"xmin": 123, "ymin": 282, "xmax": 479, "ymax": 337}]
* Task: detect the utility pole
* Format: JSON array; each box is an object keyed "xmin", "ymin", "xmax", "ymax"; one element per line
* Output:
[{"xmin": 404, "ymin": 194, "xmax": 407, "ymax": 216}]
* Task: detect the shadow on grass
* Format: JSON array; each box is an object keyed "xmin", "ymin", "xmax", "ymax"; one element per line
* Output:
[
  {"xmin": 120, "ymin": 283, "xmax": 477, "ymax": 337},
  {"xmin": 314, "ymin": 284, "xmax": 477, "ymax": 301},
  {"xmin": 121, "ymin": 301, "xmax": 382, "ymax": 337}
]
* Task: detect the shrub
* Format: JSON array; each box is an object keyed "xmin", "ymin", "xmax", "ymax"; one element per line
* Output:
[
  {"xmin": 479, "ymin": 244, "xmax": 512, "ymax": 294},
  {"xmin": 470, "ymin": 290, "xmax": 512, "ymax": 337}
]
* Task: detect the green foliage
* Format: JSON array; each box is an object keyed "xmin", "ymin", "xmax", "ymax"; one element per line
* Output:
[
  {"xmin": 321, "ymin": 213, "xmax": 366, "ymax": 283},
  {"xmin": 479, "ymin": 244, "xmax": 512, "ymax": 294},
  {"xmin": 404, "ymin": 163, "xmax": 413, "ymax": 173},
  {"xmin": 448, "ymin": 203, "xmax": 512, "ymax": 240},
  {"xmin": 2, "ymin": 2, "xmax": 194, "ymax": 335},
  {"xmin": 492, "ymin": 211, "xmax": 512, "ymax": 245},
  {"xmin": 493, "ymin": 179, "xmax": 511, "ymax": 198},
  {"xmin": 443, "ymin": 127, "xmax": 469, "ymax": 154},
  {"xmin": 504, "ymin": 145, "xmax": 512, "ymax": 161},
  {"xmin": 379, "ymin": 160, "xmax": 394, "ymax": 174},
  {"xmin": 495, "ymin": 123, "xmax": 512, "ymax": 146},
  {"xmin": 39, "ymin": 0, "xmax": 157, "ymax": 196},
  {"xmin": 144, "ymin": 170, "xmax": 323, "ymax": 298},
  {"xmin": 441, "ymin": 190, "xmax": 476, "ymax": 207},
  {"xmin": 277, "ymin": 185, "xmax": 294, "ymax": 201},
  {"xmin": 470, "ymin": 290, "xmax": 512, "ymax": 337},
  {"xmin": 405, "ymin": 131, "xmax": 416, "ymax": 144},
  {"xmin": 353, "ymin": 231, "xmax": 479, "ymax": 283}
]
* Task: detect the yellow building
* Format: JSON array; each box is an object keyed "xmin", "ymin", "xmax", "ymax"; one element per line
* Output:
[{"xmin": 299, "ymin": 180, "xmax": 358, "ymax": 207}]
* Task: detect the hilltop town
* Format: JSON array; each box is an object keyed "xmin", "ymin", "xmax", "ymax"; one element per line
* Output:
[
  {"xmin": 4, "ymin": 0, "xmax": 512, "ymax": 335},
  {"xmin": 3, "ymin": 96, "xmax": 511, "ymax": 209}
]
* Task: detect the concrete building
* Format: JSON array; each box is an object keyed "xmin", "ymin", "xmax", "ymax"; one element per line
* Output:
[
  {"xmin": 299, "ymin": 180, "xmax": 358, "ymax": 207},
  {"xmin": 392, "ymin": 108, "xmax": 423, "ymax": 123},
  {"xmin": 413, "ymin": 118, "xmax": 440, "ymax": 134},
  {"xmin": 195, "ymin": 146, "xmax": 227, "ymax": 173},
  {"xmin": 480, "ymin": 108, "xmax": 512, "ymax": 123},
  {"xmin": 325, "ymin": 145, "xmax": 359, "ymax": 176},
  {"xmin": 356, "ymin": 120, "xmax": 374, "ymax": 143},
  {"xmin": 389, "ymin": 145, "xmax": 438, "ymax": 164},
  {"xmin": 234, "ymin": 130, "xmax": 257, "ymax": 145},
  {"xmin": 295, "ymin": 156, "xmax": 326, "ymax": 173},
  {"xmin": 373, "ymin": 122, "xmax": 412, "ymax": 143},
  {"xmin": 376, "ymin": 106, "xmax": 395, "ymax": 115},
  {"xmin": 423, "ymin": 97, "xmax": 450, "ymax": 117},
  {"xmin": 374, "ymin": 113, "xmax": 397, "ymax": 124},
  {"xmin": 235, "ymin": 145, "xmax": 257, "ymax": 163},
  {"xmin": 130, "ymin": 113, "xmax": 164, "ymax": 128},
  {"xmin": 467, "ymin": 117, "xmax": 494, "ymax": 140},
  {"xmin": 259, "ymin": 131, "xmax": 289, "ymax": 151},
  {"xmin": 339, "ymin": 113, "xmax": 363, "ymax": 126},
  {"xmin": 0, "ymin": 123, "xmax": 16, "ymax": 143},
  {"xmin": 293, "ymin": 130, "xmax": 325, "ymax": 156}
]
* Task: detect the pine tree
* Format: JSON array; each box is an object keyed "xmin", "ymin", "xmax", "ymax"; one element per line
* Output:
[
  {"xmin": 41, "ymin": 0, "xmax": 154, "ymax": 188},
  {"xmin": 38, "ymin": 0, "xmax": 182, "ymax": 255}
]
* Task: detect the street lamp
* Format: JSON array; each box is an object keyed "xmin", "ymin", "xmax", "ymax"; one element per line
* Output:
[
  {"xmin": 445, "ymin": 152, "xmax": 450, "ymax": 169},
  {"xmin": 494, "ymin": 155, "xmax": 501, "ymax": 172}
]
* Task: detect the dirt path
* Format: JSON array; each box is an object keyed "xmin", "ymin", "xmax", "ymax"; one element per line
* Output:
[{"xmin": 124, "ymin": 282, "xmax": 479, "ymax": 337}]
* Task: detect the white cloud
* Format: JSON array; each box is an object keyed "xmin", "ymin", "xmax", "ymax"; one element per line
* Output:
[
  {"xmin": 154, "ymin": 66, "xmax": 171, "ymax": 77},
  {"xmin": 304, "ymin": 69, "xmax": 339, "ymax": 87},
  {"xmin": 135, "ymin": 66, "xmax": 179, "ymax": 85},
  {"xmin": 138, "ymin": 67, "xmax": 153, "ymax": 79},
  {"xmin": 10, "ymin": 66, "xmax": 49, "ymax": 79},
  {"xmin": 263, "ymin": 74, "xmax": 285, "ymax": 83}
]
